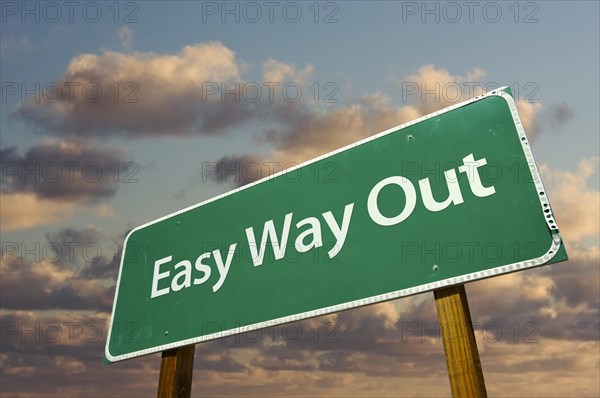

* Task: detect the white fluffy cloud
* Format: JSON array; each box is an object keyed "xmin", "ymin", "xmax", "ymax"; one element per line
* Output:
[
  {"xmin": 262, "ymin": 58, "xmax": 314, "ymax": 83},
  {"xmin": 16, "ymin": 42, "xmax": 247, "ymax": 136}
]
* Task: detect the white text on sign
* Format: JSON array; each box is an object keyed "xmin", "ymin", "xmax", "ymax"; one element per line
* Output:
[{"xmin": 150, "ymin": 153, "xmax": 495, "ymax": 299}]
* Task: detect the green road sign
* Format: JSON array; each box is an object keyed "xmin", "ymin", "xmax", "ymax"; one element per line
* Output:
[{"xmin": 106, "ymin": 88, "xmax": 567, "ymax": 362}]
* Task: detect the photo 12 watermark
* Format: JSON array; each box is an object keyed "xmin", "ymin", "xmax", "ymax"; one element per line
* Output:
[
  {"xmin": 199, "ymin": 81, "xmax": 339, "ymax": 104},
  {"xmin": 202, "ymin": 158, "xmax": 540, "ymax": 188},
  {"xmin": 1, "ymin": 240, "xmax": 121, "ymax": 265},
  {"xmin": 202, "ymin": 160, "xmax": 340, "ymax": 185},
  {"xmin": 401, "ymin": 1, "xmax": 539, "ymax": 24},
  {"xmin": 200, "ymin": 1, "xmax": 340, "ymax": 23},
  {"xmin": 400, "ymin": 240, "xmax": 542, "ymax": 264},
  {"xmin": 400, "ymin": 81, "xmax": 539, "ymax": 104},
  {"xmin": 401, "ymin": 321, "xmax": 540, "ymax": 343},
  {"xmin": 1, "ymin": 321, "xmax": 104, "ymax": 344},
  {"xmin": 1, "ymin": 1, "xmax": 140, "ymax": 23},
  {"xmin": 1, "ymin": 81, "xmax": 140, "ymax": 104},
  {"xmin": 1, "ymin": 160, "xmax": 140, "ymax": 185},
  {"xmin": 55, "ymin": 320, "xmax": 340, "ymax": 346}
]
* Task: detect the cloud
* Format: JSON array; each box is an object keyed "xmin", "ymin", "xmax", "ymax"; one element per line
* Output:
[
  {"xmin": 15, "ymin": 42, "xmax": 250, "ymax": 137},
  {"xmin": 0, "ymin": 192, "xmax": 117, "ymax": 231},
  {"xmin": 521, "ymin": 101, "xmax": 576, "ymax": 137},
  {"xmin": 14, "ymin": 47, "xmax": 543, "ymax": 150},
  {"xmin": 0, "ymin": 192, "xmax": 77, "ymax": 231},
  {"xmin": 0, "ymin": 139, "xmax": 127, "ymax": 230},
  {"xmin": 401, "ymin": 64, "xmax": 487, "ymax": 114},
  {"xmin": 0, "ymin": 253, "xmax": 114, "ymax": 311},
  {"xmin": 516, "ymin": 100, "xmax": 542, "ymax": 137},
  {"xmin": 0, "ymin": 35, "xmax": 34, "ymax": 58},
  {"xmin": 267, "ymin": 92, "xmax": 422, "ymax": 164},
  {"xmin": 465, "ymin": 240, "xmax": 599, "ymax": 344},
  {"xmin": 208, "ymin": 92, "xmax": 424, "ymax": 187},
  {"xmin": 0, "ymin": 226, "xmax": 120, "ymax": 311},
  {"xmin": 207, "ymin": 154, "xmax": 264, "ymax": 187},
  {"xmin": 262, "ymin": 58, "xmax": 314, "ymax": 83},
  {"xmin": 117, "ymin": 26, "xmax": 133, "ymax": 51},
  {"xmin": 1, "ymin": 139, "xmax": 129, "ymax": 202},
  {"xmin": 481, "ymin": 339, "xmax": 599, "ymax": 397},
  {"xmin": 14, "ymin": 47, "xmax": 502, "ymax": 147},
  {"xmin": 539, "ymin": 157, "xmax": 600, "ymax": 245},
  {"xmin": 544, "ymin": 102, "xmax": 576, "ymax": 131},
  {"xmin": 94, "ymin": 203, "xmax": 117, "ymax": 218},
  {"xmin": 0, "ymin": 310, "xmax": 161, "ymax": 397},
  {"xmin": 549, "ymin": 102, "xmax": 575, "ymax": 128},
  {"xmin": 45, "ymin": 226, "xmax": 122, "ymax": 280}
]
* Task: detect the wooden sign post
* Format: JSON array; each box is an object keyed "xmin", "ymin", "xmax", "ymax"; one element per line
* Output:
[
  {"xmin": 157, "ymin": 345, "xmax": 195, "ymax": 398},
  {"xmin": 434, "ymin": 285, "xmax": 487, "ymax": 397}
]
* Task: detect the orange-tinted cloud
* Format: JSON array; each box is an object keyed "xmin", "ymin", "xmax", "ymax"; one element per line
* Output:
[
  {"xmin": 539, "ymin": 157, "xmax": 600, "ymax": 245},
  {"xmin": 15, "ymin": 42, "xmax": 249, "ymax": 137}
]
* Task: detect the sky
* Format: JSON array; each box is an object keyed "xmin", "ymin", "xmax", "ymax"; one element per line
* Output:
[{"xmin": 0, "ymin": 0, "xmax": 599, "ymax": 397}]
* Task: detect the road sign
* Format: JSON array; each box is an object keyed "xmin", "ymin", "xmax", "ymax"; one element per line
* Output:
[{"xmin": 106, "ymin": 88, "xmax": 567, "ymax": 362}]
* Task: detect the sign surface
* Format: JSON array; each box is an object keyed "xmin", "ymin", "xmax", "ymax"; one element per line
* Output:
[{"xmin": 106, "ymin": 89, "xmax": 567, "ymax": 362}]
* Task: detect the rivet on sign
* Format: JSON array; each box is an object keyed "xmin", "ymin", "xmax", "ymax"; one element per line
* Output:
[
  {"xmin": 164, "ymin": 331, "xmax": 168, "ymax": 336},
  {"xmin": 433, "ymin": 264, "xmax": 439, "ymax": 271}
]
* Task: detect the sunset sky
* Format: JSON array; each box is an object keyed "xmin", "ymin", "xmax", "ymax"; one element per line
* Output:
[{"xmin": 1, "ymin": 1, "xmax": 599, "ymax": 397}]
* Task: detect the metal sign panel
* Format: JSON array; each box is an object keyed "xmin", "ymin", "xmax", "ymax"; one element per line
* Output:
[{"xmin": 106, "ymin": 88, "xmax": 567, "ymax": 362}]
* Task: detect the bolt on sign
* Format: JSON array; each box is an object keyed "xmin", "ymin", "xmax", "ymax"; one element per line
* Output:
[{"xmin": 105, "ymin": 88, "xmax": 567, "ymax": 362}]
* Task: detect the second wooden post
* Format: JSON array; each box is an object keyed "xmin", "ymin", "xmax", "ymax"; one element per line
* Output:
[{"xmin": 434, "ymin": 285, "xmax": 487, "ymax": 397}]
